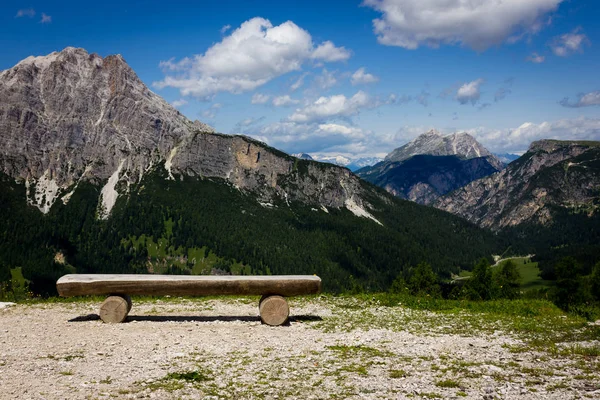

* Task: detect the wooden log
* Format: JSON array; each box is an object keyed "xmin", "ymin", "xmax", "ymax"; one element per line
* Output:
[
  {"xmin": 99, "ymin": 295, "xmax": 129, "ymax": 323},
  {"xmin": 259, "ymin": 295, "xmax": 289, "ymax": 326},
  {"xmin": 56, "ymin": 274, "xmax": 321, "ymax": 297},
  {"xmin": 120, "ymin": 294, "xmax": 132, "ymax": 313}
]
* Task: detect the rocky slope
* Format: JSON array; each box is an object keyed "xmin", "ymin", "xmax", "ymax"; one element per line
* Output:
[
  {"xmin": 358, "ymin": 155, "xmax": 499, "ymax": 205},
  {"xmin": 357, "ymin": 131, "xmax": 503, "ymax": 204},
  {"xmin": 0, "ymin": 48, "xmax": 376, "ymax": 220},
  {"xmin": 435, "ymin": 140, "xmax": 600, "ymax": 230}
]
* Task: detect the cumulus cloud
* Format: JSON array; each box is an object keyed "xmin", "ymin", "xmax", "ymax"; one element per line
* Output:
[
  {"xmin": 456, "ymin": 79, "xmax": 484, "ymax": 105},
  {"xmin": 362, "ymin": 0, "xmax": 562, "ymax": 51},
  {"xmin": 527, "ymin": 52, "xmax": 545, "ymax": 63},
  {"xmin": 272, "ymin": 95, "xmax": 300, "ymax": 107},
  {"xmin": 468, "ymin": 117, "xmax": 600, "ymax": 153},
  {"xmin": 559, "ymin": 91, "xmax": 600, "ymax": 108},
  {"xmin": 16, "ymin": 8, "xmax": 35, "ymax": 18},
  {"xmin": 550, "ymin": 28, "xmax": 590, "ymax": 57},
  {"xmin": 310, "ymin": 41, "xmax": 351, "ymax": 62},
  {"xmin": 155, "ymin": 17, "xmax": 351, "ymax": 98},
  {"xmin": 350, "ymin": 67, "xmax": 379, "ymax": 85},
  {"xmin": 171, "ymin": 99, "xmax": 188, "ymax": 108},
  {"xmin": 246, "ymin": 121, "xmax": 371, "ymax": 155},
  {"xmin": 288, "ymin": 91, "xmax": 373, "ymax": 123},
  {"xmin": 251, "ymin": 93, "xmax": 270, "ymax": 104},
  {"xmin": 40, "ymin": 13, "xmax": 51, "ymax": 23},
  {"xmin": 220, "ymin": 24, "xmax": 231, "ymax": 34}
]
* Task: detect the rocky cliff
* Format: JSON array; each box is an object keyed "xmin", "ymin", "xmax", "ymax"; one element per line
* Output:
[
  {"xmin": 357, "ymin": 131, "xmax": 503, "ymax": 204},
  {"xmin": 435, "ymin": 140, "xmax": 600, "ymax": 230},
  {"xmin": 0, "ymin": 48, "xmax": 378, "ymax": 220}
]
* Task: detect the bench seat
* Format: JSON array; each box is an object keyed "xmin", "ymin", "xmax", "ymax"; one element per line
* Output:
[{"xmin": 57, "ymin": 274, "xmax": 322, "ymax": 297}]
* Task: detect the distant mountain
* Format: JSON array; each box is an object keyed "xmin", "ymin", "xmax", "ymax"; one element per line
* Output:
[
  {"xmin": 436, "ymin": 139, "xmax": 600, "ymax": 230},
  {"xmin": 292, "ymin": 153, "xmax": 314, "ymax": 161},
  {"xmin": 0, "ymin": 48, "xmax": 503, "ymax": 294},
  {"xmin": 357, "ymin": 130, "xmax": 503, "ymax": 204},
  {"xmin": 494, "ymin": 153, "xmax": 521, "ymax": 164},
  {"xmin": 297, "ymin": 154, "xmax": 383, "ymax": 171},
  {"xmin": 358, "ymin": 155, "xmax": 500, "ymax": 205},
  {"xmin": 385, "ymin": 130, "xmax": 505, "ymax": 170},
  {"xmin": 346, "ymin": 157, "xmax": 383, "ymax": 172}
]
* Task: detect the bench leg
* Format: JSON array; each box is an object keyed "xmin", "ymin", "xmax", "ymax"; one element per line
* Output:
[
  {"xmin": 259, "ymin": 295, "xmax": 289, "ymax": 326},
  {"xmin": 99, "ymin": 295, "xmax": 131, "ymax": 323}
]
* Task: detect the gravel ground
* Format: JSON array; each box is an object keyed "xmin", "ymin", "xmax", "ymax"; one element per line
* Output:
[{"xmin": 0, "ymin": 297, "xmax": 598, "ymax": 399}]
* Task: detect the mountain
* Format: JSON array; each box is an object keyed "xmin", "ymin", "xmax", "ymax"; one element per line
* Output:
[
  {"xmin": 385, "ymin": 130, "xmax": 505, "ymax": 170},
  {"xmin": 358, "ymin": 155, "xmax": 500, "ymax": 205},
  {"xmin": 346, "ymin": 157, "xmax": 383, "ymax": 172},
  {"xmin": 302, "ymin": 154, "xmax": 383, "ymax": 171},
  {"xmin": 494, "ymin": 153, "xmax": 520, "ymax": 164},
  {"xmin": 357, "ymin": 131, "xmax": 503, "ymax": 204},
  {"xmin": 435, "ymin": 139, "xmax": 600, "ymax": 230},
  {"xmin": 0, "ymin": 48, "xmax": 503, "ymax": 294},
  {"xmin": 292, "ymin": 153, "xmax": 314, "ymax": 161}
]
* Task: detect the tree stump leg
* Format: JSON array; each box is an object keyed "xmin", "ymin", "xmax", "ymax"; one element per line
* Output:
[
  {"xmin": 99, "ymin": 295, "xmax": 130, "ymax": 323},
  {"xmin": 259, "ymin": 295, "xmax": 289, "ymax": 326}
]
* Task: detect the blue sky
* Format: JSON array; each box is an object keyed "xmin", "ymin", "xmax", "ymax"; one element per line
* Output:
[{"xmin": 2, "ymin": 0, "xmax": 599, "ymax": 160}]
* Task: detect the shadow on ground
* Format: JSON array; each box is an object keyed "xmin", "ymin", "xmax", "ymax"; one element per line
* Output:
[{"xmin": 68, "ymin": 314, "xmax": 322, "ymax": 324}]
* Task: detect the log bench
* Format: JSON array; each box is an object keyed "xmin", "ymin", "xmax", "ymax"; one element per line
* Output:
[{"xmin": 56, "ymin": 274, "xmax": 321, "ymax": 326}]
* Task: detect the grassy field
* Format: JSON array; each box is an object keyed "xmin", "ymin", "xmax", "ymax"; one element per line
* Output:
[{"xmin": 456, "ymin": 257, "xmax": 553, "ymax": 292}]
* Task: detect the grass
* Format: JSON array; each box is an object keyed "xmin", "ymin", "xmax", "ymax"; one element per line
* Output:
[
  {"xmin": 456, "ymin": 256, "xmax": 553, "ymax": 292},
  {"xmin": 435, "ymin": 379, "xmax": 461, "ymax": 388}
]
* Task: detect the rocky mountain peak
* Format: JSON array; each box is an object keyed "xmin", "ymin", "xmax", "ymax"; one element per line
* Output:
[
  {"xmin": 0, "ymin": 48, "xmax": 377, "ymax": 222},
  {"xmin": 384, "ymin": 130, "xmax": 504, "ymax": 170}
]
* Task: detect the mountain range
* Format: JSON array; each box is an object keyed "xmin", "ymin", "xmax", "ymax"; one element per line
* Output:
[{"xmin": 0, "ymin": 48, "xmax": 503, "ymax": 294}]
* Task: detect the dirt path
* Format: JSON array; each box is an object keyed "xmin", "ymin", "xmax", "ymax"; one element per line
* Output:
[{"xmin": 0, "ymin": 297, "xmax": 598, "ymax": 399}]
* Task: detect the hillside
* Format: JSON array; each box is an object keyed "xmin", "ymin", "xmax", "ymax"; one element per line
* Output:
[{"xmin": 358, "ymin": 154, "xmax": 499, "ymax": 205}]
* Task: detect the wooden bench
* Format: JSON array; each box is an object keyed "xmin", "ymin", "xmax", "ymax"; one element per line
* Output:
[{"xmin": 56, "ymin": 274, "xmax": 322, "ymax": 326}]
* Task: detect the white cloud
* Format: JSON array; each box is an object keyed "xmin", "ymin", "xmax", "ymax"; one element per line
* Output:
[
  {"xmin": 289, "ymin": 91, "xmax": 373, "ymax": 123},
  {"xmin": 363, "ymin": 0, "xmax": 562, "ymax": 51},
  {"xmin": 251, "ymin": 93, "xmax": 270, "ymax": 104},
  {"xmin": 350, "ymin": 68, "xmax": 379, "ymax": 85},
  {"xmin": 310, "ymin": 41, "xmax": 351, "ymax": 62},
  {"xmin": 527, "ymin": 52, "xmax": 545, "ymax": 63},
  {"xmin": 155, "ymin": 17, "xmax": 351, "ymax": 98},
  {"xmin": 290, "ymin": 72, "xmax": 309, "ymax": 91},
  {"xmin": 40, "ymin": 13, "xmax": 51, "ymax": 23},
  {"xmin": 272, "ymin": 95, "xmax": 300, "ymax": 107},
  {"xmin": 201, "ymin": 103, "xmax": 223, "ymax": 119},
  {"xmin": 220, "ymin": 24, "xmax": 231, "ymax": 34},
  {"xmin": 313, "ymin": 69, "xmax": 337, "ymax": 90},
  {"xmin": 560, "ymin": 91, "xmax": 600, "ymax": 108},
  {"xmin": 550, "ymin": 28, "xmax": 590, "ymax": 57},
  {"xmin": 468, "ymin": 117, "xmax": 600, "ymax": 153},
  {"xmin": 456, "ymin": 79, "xmax": 484, "ymax": 105},
  {"xmin": 16, "ymin": 8, "xmax": 35, "ymax": 18},
  {"xmin": 248, "ymin": 121, "xmax": 371, "ymax": 155},
  {"xmin": 171, "ymin": 99, "xmax": 188, "ymax": 108}
]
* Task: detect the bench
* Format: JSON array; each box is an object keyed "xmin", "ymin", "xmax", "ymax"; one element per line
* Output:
[{"xmin": 56, "ymin": 274, "xmax": 321, "ymax": 326}]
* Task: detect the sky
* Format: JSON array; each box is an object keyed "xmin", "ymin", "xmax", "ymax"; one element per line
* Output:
[{"xmin": 1, "ymin": 0, "xmax": 599, "ymax": 160}]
